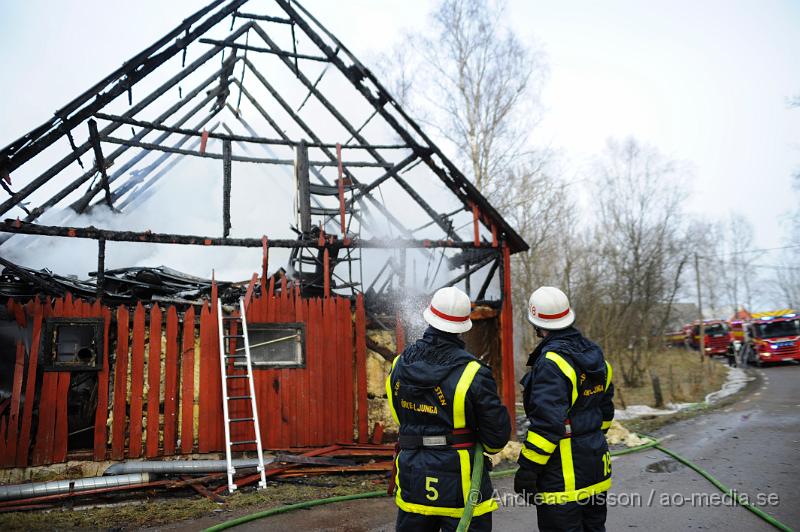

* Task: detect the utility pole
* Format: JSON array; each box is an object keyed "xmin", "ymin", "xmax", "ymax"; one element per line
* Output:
[{"xmin": 694, "ymin": 253, "xmax": 705, "ymax": 362}]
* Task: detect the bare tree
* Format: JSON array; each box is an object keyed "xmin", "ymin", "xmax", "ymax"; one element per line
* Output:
[
  {"xmin": 573, "ymin": 138, "xmax": 691, "ymax": 386},
  {"xmin": 382, "ymin": 0, "xmax": 547, "ymax": 196}
]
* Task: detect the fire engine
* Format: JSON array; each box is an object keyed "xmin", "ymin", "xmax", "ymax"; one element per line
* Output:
[
  {"xmin": 686, "ymin": 319, "xmax": 734, "ymax": 356},
  {"xmin": 740, "ymin": 311, "xmax": 800, "ymax": 366}
]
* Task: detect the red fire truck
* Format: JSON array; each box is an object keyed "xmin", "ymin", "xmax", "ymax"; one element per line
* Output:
[
  {"xmin": 740, "ymin": 312, "xmax": 800, "ymax": 366},
  {"xmin": 686, "ymin": 319, "xmax": 734, "ymax": 357}
]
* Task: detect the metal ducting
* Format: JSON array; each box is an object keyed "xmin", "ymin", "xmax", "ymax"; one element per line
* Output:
[
  {"xmin": 103, "ymin": 458, "xmax": 275, "ymax": 476},
  {"xmin": 0, "ymin": 472, "xmax": 152, "ymax": 501}
]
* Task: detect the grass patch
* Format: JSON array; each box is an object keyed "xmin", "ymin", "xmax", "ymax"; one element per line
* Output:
[
  {"xmin": 0, "ymin": 474, "xmax": 385, "ymax": 531},
  {"xmin": 613, "ymin": 349, "xmax": 728, "ymax": 408}
]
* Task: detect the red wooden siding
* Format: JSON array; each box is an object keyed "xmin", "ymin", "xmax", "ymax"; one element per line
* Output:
[
  {"xmin": 146, "ymin": 305, "xmax": 162, "ymax": 458},
  {"xmin": 128, "ymin": 303, "xmax": 146, "ymax": 458},
  {"xmin": 1, "ymin": 289, "xmax": 368, "ymax": 466}
]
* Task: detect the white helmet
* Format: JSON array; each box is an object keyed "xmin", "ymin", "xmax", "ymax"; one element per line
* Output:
[
  {"xmin": 423, "ymin": 286, "xmax": 473, "ymax": 334},
  {"xmin": 527, "ymin": 286, "xmax": 575, "ymax": 330}
]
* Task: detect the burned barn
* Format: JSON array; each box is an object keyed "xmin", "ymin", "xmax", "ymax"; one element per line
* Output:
[{"xmin": 0, "ymin": 0, "xmax": 528, "ymax": 475}]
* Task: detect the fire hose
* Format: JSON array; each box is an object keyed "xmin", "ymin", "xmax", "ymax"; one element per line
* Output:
[{"xmin": 204, "ymin": 436, "xmax": 792, "ymax": 532}]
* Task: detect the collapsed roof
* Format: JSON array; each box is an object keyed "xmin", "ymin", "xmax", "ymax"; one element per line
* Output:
[{"xmin": 0, "ymin": 0, "xmax": 528, "ymax": 303}]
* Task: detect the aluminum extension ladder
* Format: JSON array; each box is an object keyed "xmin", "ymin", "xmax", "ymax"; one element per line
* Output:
[{"xmin": 216, "ymin": 298, "xmax": 267, "ymax": 492}]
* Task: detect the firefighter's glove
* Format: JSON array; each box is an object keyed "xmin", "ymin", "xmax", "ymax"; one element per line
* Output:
[{"xmin": 513, "ymin": 466, "xmax": 538, "ymax": 504}]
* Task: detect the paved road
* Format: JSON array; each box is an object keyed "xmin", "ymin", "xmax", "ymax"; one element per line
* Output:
[{"xmin": 196, "ymin": 363, "xmax": 799, "ymax": 531}]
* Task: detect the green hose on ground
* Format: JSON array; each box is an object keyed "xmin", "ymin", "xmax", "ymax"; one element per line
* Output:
[
  {"xmin": 456, "ymin": 442, "xmax": 485, "ymax": 532},
  {"xmin": 204, "ymin": 435, "xmax": 791, "ymax": 532},
  {"xmin": 203, "ymin": 491, "xmax": 387, "ymax": 532},
  {"xmin": 652, "ymin": 443, "xmax": 792, "ymax": 532}
]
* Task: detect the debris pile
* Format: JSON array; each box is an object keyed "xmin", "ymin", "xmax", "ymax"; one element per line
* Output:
[{"xmin": 0, "ymin": 443, "xmax": 393, "ymax": 512}]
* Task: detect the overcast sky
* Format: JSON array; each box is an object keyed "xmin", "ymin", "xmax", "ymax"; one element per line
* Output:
[{"xmin": 1, "ymin": 1, "xmax": 798, "ymax": 300}]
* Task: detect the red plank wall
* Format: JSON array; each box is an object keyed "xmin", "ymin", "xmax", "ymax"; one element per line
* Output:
[{"xmin": 1, "ymin": 288, "xmax": 368, "ymax": 466}]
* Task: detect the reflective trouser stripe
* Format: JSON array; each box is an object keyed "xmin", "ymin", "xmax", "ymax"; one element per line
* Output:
[
  {"xmin": 601, "ymin": 420, "xmax": 612, "ymax": 431},
  {"xmin": 526, "ymin": 430, "xmax": 557, "ymax": 453},
  {"xmin": 386, "ymin": 355, "xmax": 401, "ymax": 424},
  {"xmin": 453, "ymin": 361, "xmax": 482, "ymax": 429},
  {"xmin": 484, "ymin": 445, "xmax": 504, "ymax": 454},
  {"xmin": 521, "ymin": 446, "xmax": 549, "ymax": 465},
  {"xmin": 459, "ymin": 449, "xmax": 471, "ymax": 507},
  {"xmin": 539, "ymin": 478, "xmax": 612, "ymax": 505},
  {"xmin": 560, "ymin": 438, "xmax": 575, "ymax": 492},
  {"xmin": 545, "ymin": 352, "xmax": 577, "ymax": 406},
  {"xmin": 605, "ymin": 361, "xmax": 613, "ymax": 390}
]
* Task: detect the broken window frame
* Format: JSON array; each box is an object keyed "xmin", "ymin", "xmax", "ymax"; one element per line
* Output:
[
  {"xmin": 235, "ymin": 322, "xmax": 306, "ymax": 369},
  {"xmin": 41, "ymin": 317, "xmax": 104, "ymax": 372}
]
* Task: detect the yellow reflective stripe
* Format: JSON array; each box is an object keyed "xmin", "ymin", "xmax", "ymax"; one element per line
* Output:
[
  {"xmin": 526, "ymin": 430, "xmax": 556, "ymax": 454},
  {"xmin": 545, "ymin": 352, "xmax": 577, "ymax": 406},
  {"xmin": 605, "ymin": 361, "xmax": 613, "ymax": 390},
  {"xmin": 521, "ymin": 446, "xmax": 550, "ymax": 465},
  {"xmin": 453, "ymin": 361, "xmax": 481, "ymax": 429},
  {"xmin": 459, "ymin": 449, "xmax": 470, "ymax": 507},
  {"xmin": 394, "ymin": 495, "xmax": 498, "ymax": 518},
  {"xmin": 483, "ymin": 445, "xmax": 504, "ymax": 454},
  {"xmin": 539, "ymin": 478, "xmax": 612, "ymax": 505},
  {"xmin": 601, "ymin": 420, "xmax": 612, "ymax": 431},
  {"xmin": 385, "ymin": 356, "xmax": 401, "ymax": 424},
  {"xmin": 560, "ymin": 438, "xmax": 575, "ymax": 492}
]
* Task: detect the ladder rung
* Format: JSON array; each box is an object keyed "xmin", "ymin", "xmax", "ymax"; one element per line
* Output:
[
  {"xmin": 223, "ymin": 316, "xmax": 240, "ymax": 320},
  {"xmin": 224, "ymin": 334, "xmax": 245, "ymax": 338},
  {"xmin": 226, "ymin": 375, "xmax": 249, "ymax": 379},
  {"xmin": 225, "ymin": 354, "xmax": 247, "ymax": 358},
  {"xmin": 230, "ymin": 440, "xmax": 257, "ymax": 446},
  {"xmin": 228, "ymin": 395, "xmax": 252, "ymax": 400},
  {"xmin": 229, "ymin": 417, "xmax": 255, "ymax": 423}
]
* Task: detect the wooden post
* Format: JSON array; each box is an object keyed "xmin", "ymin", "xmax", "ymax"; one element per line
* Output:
[
  {"xmin": 336, "ymin": 143, "xmax": 346, "ymax": 234},
  {"xmin": 323, "ymin": 247, "xmax": 331, "ymax": 297},
  {"xmin": 650, "ymin": 371, "xmax": 664, "ymax": 408},
  {"xmin": 295, "ymin": 140, "xmax": 311, "ymax": 232},
  {"xmin": 222, "ymin": 139, "xmax": 232, "ymax": 238},
  {"xmin": 499, "ymin": 244, "xmax": 517, "ymax": 437},
  {"xmin": 96, "ymin": 238, "xmax": 106, "ymax": 300}
]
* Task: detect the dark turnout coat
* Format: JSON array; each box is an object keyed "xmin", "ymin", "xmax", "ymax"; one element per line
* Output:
[
  {"xmin": 387, "ymin": 327, "xmax": 511, "ymax": 517},
  {"xmin": 518, "ymin": 326, "xmax": 615, "ymax": 504}
]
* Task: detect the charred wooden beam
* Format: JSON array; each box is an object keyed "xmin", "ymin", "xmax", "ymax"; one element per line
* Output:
[
  {"xmin": 106, "ymin": 116, "xmax": 218, "ymax": 209},
  {"xmin": 274, "ymin": 0, "xmax": 529, "ymax": 253},
  {"xmin": 199, "ymin": 38, "xmax": 329, "ymax": 62},
  {"xmin": 477, "ymin": 258, "xmax": 500, "ymax": 301},
  {"xmin": 240, "ymin": 57, "xmax": 414, "ymax": 239},
  {"xmin": 234, "ymin": 11, "xmax": 292, "ymax": 24},
  {"xmin": 0, "ymin": 0, "xmax": 249, "ymax": 180},
  {"xmin": 0, "ymin": 220, "xmax": 500, "ymax": 249},
  {"xmin": 248, "ymin": 25, "xmax": 460, "ymax": 242},
  {"xmin": 71, "ymin": 86, "xmax": 224, "ymax": 214},
  {"xmin": 0, "ymin": 256, "xmax": 66, "ymax": 296},
  {"xmin": 441, "ymin": 254, "xmax": 497, "ymax": 290},
  {"xmin": 99, "ymin": 136, "xmax": 395, "ymax": 168},
  {"xmin": 87, "ymin": 119, "xmax": 113, "ymax": 209},
  {"xmin": 295, "ymin": 140, "xmax": 311, "ymax": 232},
  {"xmin": 0, "ymin": 33, "xmax": 246, "ymax": 221},
  {"xmin": 93, "ymin": 112, "xmax": 407, "ymax": 150},
  {"xmin": 222, "ymin": 139, "xmax": 232, "ymax": 238},
  {"xmin": 96, "ymin": 238, "xmax": 106, "ymax": 300},
  {"xmin": 4, "ymin": 61, "xmax": 240, "ymax": 239}
]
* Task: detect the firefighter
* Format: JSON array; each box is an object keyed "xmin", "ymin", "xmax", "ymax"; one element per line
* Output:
[
  {"xmin": 514, "ymin": 286, "xmax": 614, "ymax": 532},
  {"xmin": 387, "ymin": 286, "xmax": 511, "ymax": 532}
]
